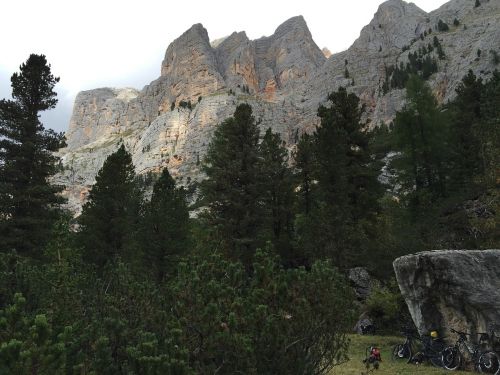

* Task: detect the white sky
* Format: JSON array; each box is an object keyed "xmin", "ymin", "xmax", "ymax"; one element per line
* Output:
[{"xmin": 0, "ymin": 0, "xmax": 449, "ymax": 132}]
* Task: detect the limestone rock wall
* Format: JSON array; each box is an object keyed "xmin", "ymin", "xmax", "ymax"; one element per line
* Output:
[
  {"xmin": 393, "ymin": 250, "xmax": 500, "ymax": 337},
  {"xmin": 58, "ymin": 0, "xmax": 500, "ymax": 213},
  {"xmin": 65, "ymin": 88, "xmax": 141, "ymax": 150}
]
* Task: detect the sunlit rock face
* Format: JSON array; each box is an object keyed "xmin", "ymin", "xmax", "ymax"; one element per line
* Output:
[
  {"xmin": 393, "ymin": 250, "xmax": 500, "ymax": 337},
  {"xmin": 57, "ymin": 0, "xmax": 500, "ymax": 213}
]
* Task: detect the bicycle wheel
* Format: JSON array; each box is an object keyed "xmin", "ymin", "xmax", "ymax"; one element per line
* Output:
[
  {"xmin": 477, "ymin": 351, "xmax": 500, "ymax": 374},
  {"xmin": 429, "ymin": 340, "xmax": 445, "ymax": 367},
  {"xmin": 430, "ymin": 353, "xmax": 444, "ymax": 368},
  {"xmin": 442, "ymin": 346, "xmax": 462, "ymax": 371},
  {"xmin": 392, "ymin": 343, "xmax": 412, "ymax": 363}
]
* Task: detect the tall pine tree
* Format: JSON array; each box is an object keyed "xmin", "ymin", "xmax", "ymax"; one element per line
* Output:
[
  {"xmin": 201, "ymin": 104, "xmax": 263, "ymax": 268},
  {"xmin": 294, "ymin": 133, "xmax": 316, "ymax": 216},
  {"xmin": 140, "ymin": 167, "xmax": 190, "ymax": 282},
  {"xmin": 475, "ymin": 70, "xmax": 499, "ymax": 188},
  {"xmin": 387, "ymin": 75, "xmax": 455, "ymax": 249},
  {"xmin": 390, "ymin": 75, "xmax": 452, "ymax": 216},
  {"xmin": 447, "ymin": 70, "xmax": 484, "ymax": 193},
  {"xmin": 0, "ymin": 54, "xmax": 65, "ymax": 256},
  {"xmin": 78, "ymin": 144, "xmax": 141, "ymax": 269},
  {"xmin": 298, "ymin": 87, "xmax": 383, "ymax": 269},
  {"xmin": 259, "ymin": 128, "xmax": 296, "ymax": 265}
]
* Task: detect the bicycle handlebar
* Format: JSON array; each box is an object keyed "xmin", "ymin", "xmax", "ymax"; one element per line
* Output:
[
  {"xmin": 450, "ymin": 328, "xmax": 469, "ymax": 337},
  {"xmin": 451, "ymin": 327, "xmax": 498, "ymax": 338}
]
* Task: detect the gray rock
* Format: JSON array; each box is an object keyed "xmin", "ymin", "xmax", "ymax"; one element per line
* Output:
[
  {"xmin": 354, "ymin": 312, "xmax": 376, "ymax": 335},
  {"xmin": 57, "ymin": 0, "xmax": 500, "ymax": 213},
  {"xmin": 348, "ymin": 267, "xmax": 372, "ymax": 301},
  {"xmin": 393, "ymin": 249, "xmax": 500, "ymax": 337}
]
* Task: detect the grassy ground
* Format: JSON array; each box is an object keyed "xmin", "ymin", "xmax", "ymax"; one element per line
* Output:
[{"xmin": 330, "ymin": 334, "xmax": 470, "ymax": 375}]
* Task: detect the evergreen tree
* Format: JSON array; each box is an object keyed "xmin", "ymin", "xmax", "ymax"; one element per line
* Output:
[
  {"xmin": 78, "ymin": 144, "xmax": 141, "ymax": 269},
  {"xmin": 0, "ymin": 54, "xmax": 65, "ymax": 257},
  {"xmin": 474, "ymin": 71, "xmax": 500, "ymax": 248},
  {"xmin": 390, "ymin": 76, "xmax": 451, "ymax": 206},
  {"xmin": 388, "ymin": 75, "xmax": 452, "ymax": 248},
  {"xmin": 437, "ymin": 19, "xmax": 449, "ymax": 32},
  {"xmin": 294, "ymin": 133, "xmax": 316, "ymax": 216},
  {"xmin": 344, "ymin": 67, "xmax": 350, "ymax": 79},
  {"xmin": 301, "ymin": 87, "xmax": 383, "ymax": 269},
  {"xmin": 479, "ymin": 70, "xmax": 500, "ymax": 186},
  {"xmin": 259, "ymin": 128, "xmax": 295, "ymax": 265},
  {"xmin": 447, "ymin": 70, "xmax": 484, "ymax": 192},
  {"xmin": 201, "ymin": 104, "xmax": 263, "ymax": 267},
  {"xmin": 140, "ymin": 167, "xmax": 190, "ymax": 282}
]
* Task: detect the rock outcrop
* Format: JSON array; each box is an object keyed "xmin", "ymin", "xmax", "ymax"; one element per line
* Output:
[
  {"xmin": 348, "ymin": 267, "xmax": 373, "ymax": 301},
  {"xmin": 57, "ymin": 0, "xmax": 500, "ymax": 213},
  {"xmin": 393, "ymin": 250, "xmax": 500, "ymax": 337}
]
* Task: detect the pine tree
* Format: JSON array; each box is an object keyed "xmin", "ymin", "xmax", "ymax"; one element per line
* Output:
[
  {"xmin": 474, "ymin": 70, "xmax": 500, "ymax": 247},
  {"xmin": 0, "ymin": 54, "xmax": 65, "ymax": 257},
  {"xmin": 479, "ymin": 70, "xmax": 500, "ymax": 186},
  {"xmin": 78, "ymin": 144, "xmax": 141, "ymax": 268},
  {"xmin": 447, "ymin": 70, "xmax": 484, "ymax": 193},
  {"xmin": 201, "ymin": 104, "xmax": 263, "ymax": 267},
  {"xmin": 302, "ymin": 87, "xmax": 383, "ymax": 269},
  {"xmin": 140, "ymin": 167, "xmax": 190, "ymax": 282},
  {"xmin": 389, "ymin": 75, "xmax": 452, "ymax": 237},
  {"xmin": 259, "ymin": 128, "xmax": 295, "ymax": 265},
  {"xmin": 294, "ymin": 133, "xmax": 316, "ymax": 216}
]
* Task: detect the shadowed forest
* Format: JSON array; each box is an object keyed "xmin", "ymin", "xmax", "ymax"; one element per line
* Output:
[{"xmin": 0, "ymin": 54, "xmax": 498, "ymax": 374}]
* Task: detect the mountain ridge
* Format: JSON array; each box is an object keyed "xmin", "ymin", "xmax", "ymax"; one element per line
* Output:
[{"xmin": 56, "ymin": 0, "xmax": 500, "ymax": 213}]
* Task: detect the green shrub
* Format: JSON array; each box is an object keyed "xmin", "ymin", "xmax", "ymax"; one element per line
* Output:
[
  {"xmin": 437, "ymin": 19, "xmax": 449, "ymax": 32},
  {"xmin": 170, "ymin": 247, "xmax": 356, "ymax": 374},
  {"xmin": 365, "ymin": 280, "xmax": 409, "ymax": 331}
]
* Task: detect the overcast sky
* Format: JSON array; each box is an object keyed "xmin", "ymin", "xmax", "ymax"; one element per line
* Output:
[{"xmin": 0, "ymin": 0, "xmax": 449, "ymax": 133}]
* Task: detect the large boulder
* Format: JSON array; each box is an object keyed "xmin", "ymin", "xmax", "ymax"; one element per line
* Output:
[{"xmin": 393, "ymin": 250, "xmax": 500, "ymax": 337}]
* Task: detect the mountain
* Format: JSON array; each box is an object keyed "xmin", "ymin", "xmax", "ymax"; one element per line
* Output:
[{"xmin": 55, "ymin": 0, "xmax": 500, "ymax": 213}]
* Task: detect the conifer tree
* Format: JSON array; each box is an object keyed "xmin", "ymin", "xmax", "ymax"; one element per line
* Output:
[
  {"xmin": 0, "ymin": 54, "xmax": 65, "ymax": 256},
  {"xmin": 388, "ymin": 75, "xmax": 453, "ymax": 249},
  {"xmin": 447, "ymin": 70, "xmax": 484, "ymax": 192},
  {"xmin": 259, "ymin": 128, "xmax": 295, "ymax": 265},
  {"xmin": 78, "ymin": 144, "xmax": 141, "ymax": 268},
  {"xmin": 201, "ymin": 104, "xmax": 262, "ymax": 267},
  {"xmin": 479, "ymin": 70, "xmax": 500, "ymax": 186},
  {"xmin": 300, "ymin": 87, "xmax": 383, "ymax": 269},
  {"xmin": 140, "ymin": 167, "xmax": 190, "ymax": 282},
  {"xmin": 294, "ymin": 133, "xmax": 316, "ymax": 216},
  {"xmin": 390, "ymin": 75, "xmax": 451, "ymax": 211},
  {"xmin": 474, "ymin": 71, "xmax": 500, "ymax": 247}
]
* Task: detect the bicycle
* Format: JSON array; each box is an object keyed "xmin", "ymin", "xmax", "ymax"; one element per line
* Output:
[
  {"xmin": 411, "ymin": 332, "xmax": 446, "ymax": 367},
  {"xmin": 392, "ymin": 327, "xmax": 414, "ymax": 363},
  {"xmin": 392, "ymin": 327, "xmax": 444, "ymax": 367},
  {"xmin": 441, "ymin": 328, "xmax": 500, "ymax": 374}
]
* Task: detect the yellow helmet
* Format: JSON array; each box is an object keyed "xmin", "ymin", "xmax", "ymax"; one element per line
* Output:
[{"xmin": 430, "ymin": 330, "xmax": 438, "ymax": 338}]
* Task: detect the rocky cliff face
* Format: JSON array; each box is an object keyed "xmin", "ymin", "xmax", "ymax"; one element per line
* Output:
[
  {"xmin": 393, "ymin": 250, "xmax": 500, "ymax": 337},
  {"xmin": 56, "ymin": 0, "xmax": 500, "ymax": 213}
]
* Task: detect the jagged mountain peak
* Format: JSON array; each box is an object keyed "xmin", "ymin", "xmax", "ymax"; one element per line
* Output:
[
  {"xmin": 58, "ymin": 0, "xmax": 500, "ymax": 213},
  {"xmin": 180, "ymin": 23, "xmax": 209, "ymax": 40},
  {"xmin": 160, "ymin": 22, "xmax": 219, "ymax": 82},
  {"xmin": 377, "ymin": 0, "xmax": 424, "ymax": 12},
  {"xmin": 273, "ymin": 15, "xmax": 310, "ymax": 38},
  {"xmin": 373, "ymin": 0, "xmax": 427, "ymax": 26},
  {"xmin": 350, "ymin": 0, "xmax": 428, "ymax": 53},
  {"xmin": 216, "ymin": 31, "xmax": 249, "ymax": 49},
  {"xmin": 211, "ymin": 31, "xmax": 249, "ymax": 49}
]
